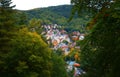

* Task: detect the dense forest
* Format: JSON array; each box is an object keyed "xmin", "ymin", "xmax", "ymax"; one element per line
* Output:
[{"xmin": 21, "ymin": 5, "xmax": 92, "ymax": 33}]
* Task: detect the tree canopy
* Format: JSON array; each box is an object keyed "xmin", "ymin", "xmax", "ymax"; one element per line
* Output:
[
  {"xmin": 71, "ymin": 0, "xmax": 120, "ymax": 77},
  {"xmin": 0, "ymin": 0, "xmax": 68, "ymax": 77}
]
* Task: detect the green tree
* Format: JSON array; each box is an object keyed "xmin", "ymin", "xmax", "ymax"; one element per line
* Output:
[
  {"xmin": 0, "ymin": 0, "xmax": 16, "ymax": 52},
  {"xmin": 0, "ymin": 1, "xmax": 52, "ymax": 77},
  {"xmin": 71, "ymin": 0, "xmax": 120, "ymax": 77},
  {"xmin": 0, "ymin": 28, "xmax": 52, "ymax": 77},
  {"xmin": 0, "ymin": 0, "xmax": 16, "ymax": 30},
  {"xmin": 15, "ymin": 12, "xmax": 28, "ymax": 25},
  {"xmin": 51, "ymin": 53, "xmax": 68, "ymax": 77},
  {"xmin": 0, "ymin": 1, "xmax": 69, "ymax": 77},
  {"xmin": 70, "ymin": 0, "xmax": 114, "ymax": 16},
  {"xmin": 28, "ymin": 18, "xmax": 43, "ymax": 34}
]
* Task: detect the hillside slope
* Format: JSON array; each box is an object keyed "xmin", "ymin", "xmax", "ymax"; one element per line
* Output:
[{"xmin": 23, "ymin": 5, "xmax": 92, "ymax": 32}]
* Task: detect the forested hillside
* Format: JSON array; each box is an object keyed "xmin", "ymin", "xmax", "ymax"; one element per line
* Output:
[{"xmin": 23, "ymin": 5, "xmax": 92, "ymax": 32}]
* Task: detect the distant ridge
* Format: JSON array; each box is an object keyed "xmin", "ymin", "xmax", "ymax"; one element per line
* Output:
[
  {"xmin": 22, "ymin": 5, "xmax": 91, "ymax": 32},
  {"xmin": 25, "ymin": 5, "xmax": 73, "ymax": 18}
]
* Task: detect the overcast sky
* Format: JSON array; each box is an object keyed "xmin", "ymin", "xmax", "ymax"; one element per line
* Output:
[{"xmin": 12, "ymin": 0, "xmax": 71, "ymax": 10}]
